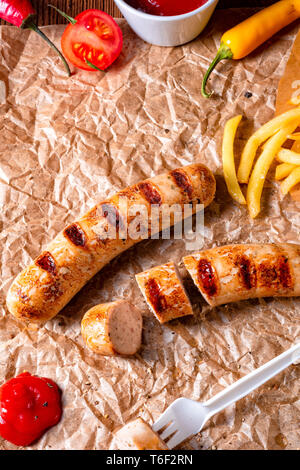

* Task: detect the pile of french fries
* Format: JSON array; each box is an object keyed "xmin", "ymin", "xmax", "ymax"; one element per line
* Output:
[{"xmin": 222, "ymin": 107, "xmax": 300, "ymax": 218}]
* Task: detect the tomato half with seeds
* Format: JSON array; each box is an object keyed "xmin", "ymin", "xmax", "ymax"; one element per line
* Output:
[{"xmin": 61, "ymin": 10, "xmax": 123, "ymax": 71}]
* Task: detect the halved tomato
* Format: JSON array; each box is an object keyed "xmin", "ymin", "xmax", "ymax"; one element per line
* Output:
[{"xmin": 61, "ymin": 10, "xmax": 123, "ymax": 71}]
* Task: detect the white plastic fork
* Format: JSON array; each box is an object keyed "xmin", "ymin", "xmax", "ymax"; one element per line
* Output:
[{"xmin": 152, "ymin": 343, "xmax": 300, "ymax": 449}]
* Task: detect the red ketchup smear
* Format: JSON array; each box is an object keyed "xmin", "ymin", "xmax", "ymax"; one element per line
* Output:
[
  {"xmin": 125, "ymin": 0, "xmax": 208, "ymax": 16},
  {"xmin": 0, "ymin": 372, "xmax": 62, "ymax": 446}
]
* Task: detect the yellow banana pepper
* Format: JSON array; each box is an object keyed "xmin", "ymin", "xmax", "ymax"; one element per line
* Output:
[{"xmin": 202, "ymin": 0, "xmax": 300, "ymax": 98}]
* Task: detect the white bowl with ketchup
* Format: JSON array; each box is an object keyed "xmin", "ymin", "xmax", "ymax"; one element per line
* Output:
[{"xmin": 114, "ymin": 0, "xmax": 219, "ymax": 46}]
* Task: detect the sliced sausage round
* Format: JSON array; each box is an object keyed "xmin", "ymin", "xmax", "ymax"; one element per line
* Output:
[
  {"xmin": 81, "ymin": 300, "xmax": 143, "ymax": 356},
  {"xmin": 136, "ymin": 262, "xmax": 193, "ymax": 323}
]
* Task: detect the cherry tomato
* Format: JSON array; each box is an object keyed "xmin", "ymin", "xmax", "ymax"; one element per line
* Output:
[{"xmin": 61, "ymin": 9, "xmax": 123, "ymax": 71}]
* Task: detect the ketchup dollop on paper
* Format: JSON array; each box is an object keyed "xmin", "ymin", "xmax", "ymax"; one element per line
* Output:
[
  {"xmin": 0, "ymin": 372, "xmax": 62, "ymax": 446},
  {"xmin": 126, "ymin": 0, "xmax": 208, "ymax": 16}
]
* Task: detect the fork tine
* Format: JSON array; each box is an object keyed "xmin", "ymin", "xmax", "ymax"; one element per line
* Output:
[
  {"xmin": 166, "ymin": 430, "xmax": 186, "ymax": 450},
  {"xmin": 152, "ymin": 410, "xmax": 173, "ymax": 432},
  {"xmin": 160, "ymin": 422, "xmax": 178, "ymax": 441}
]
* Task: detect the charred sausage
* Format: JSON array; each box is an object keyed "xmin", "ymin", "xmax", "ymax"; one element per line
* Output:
[
  {"xmin": 7, "ymin": 163, "xmax": 215, "ymax": 323},
  {"xmin": 183, "ymin": 243, "xmax": 300, "ymax": 307}
]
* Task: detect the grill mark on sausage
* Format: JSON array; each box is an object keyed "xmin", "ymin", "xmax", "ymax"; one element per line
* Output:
[
  {"xmin": 258, "ymin": 262, "xmax": 277, "ymax": 288},
  {"xmin": 35, "ymin": 252, "xmax": 57, "ymax": 276},
  {"xmin": 170, "ymin": 169, "xmax": 193, "ymax": 199},
  {"xmin": 138, "ymin": 182, "xmax": 162, "ymax": 205},
  {"xmin": 197, "ymin": 258, "xmax": 218, "ymax": 297},
  {"xmin": 235, "ymin": 255, "xmax": 257, "ymax": 290},
  {"xmin": 257, "ymin": 255, "xmax": 293, "ymax": 291},
  {"xmin": 64, "ymin": 223, "xmax": 86, "ymax": 247},
  {"xmin": 196, "ymin": 165, "xmax": 216, "ymax": 204},
  {"xmin": 101, "ymin": 203, "xmax": 124, "ymax": 231},
  {"xmin": 145, "ymin": 278, "xmax": 168, "ymax": 313},
  {"xmin": 278, "ymin": 255, "xmax": 293, "ymax": 289}
]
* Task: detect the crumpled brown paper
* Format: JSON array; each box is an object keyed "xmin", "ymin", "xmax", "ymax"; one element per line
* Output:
[
  {"xmin": 276, "ymin": 28, "xmax": 300, "ymax": 202},
  {"xmin": 0, "ymin": 10, "xmax": 299, "ymax": 451}
]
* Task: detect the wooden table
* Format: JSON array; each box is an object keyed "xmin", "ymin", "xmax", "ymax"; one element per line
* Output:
[{"xmin": 0, "ymin": 1, "xmax": 275, "ymax": 25}]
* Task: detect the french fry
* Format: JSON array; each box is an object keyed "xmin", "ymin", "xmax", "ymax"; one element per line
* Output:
[
  {"xmin": 262, "ymin": 131, "xmax": 300, "ymax": 149},
  {"xmin": 287, "ymin": 132, "xmax": 300, "ymax": 141},
  {"xmin": 247, "ymin": 123, "xmax": 298, "ymax": 219},
  {"xmin": 222, "ymin": 115, "xmax": 246, "ymax": 205},
  {"xmin": 275, "ymin": 163, "xmax": 297, "ymax": 180},
  {"xmin": 280, "ymin": 167, "xmax": 300, "ymax": 195},
  {"xmin": 277, "ymin": 148, "xmax": 300, "ymax": 165},
  {"xmin": 237, "ymin": 106, "xmax": 300, "ymax": 184}
]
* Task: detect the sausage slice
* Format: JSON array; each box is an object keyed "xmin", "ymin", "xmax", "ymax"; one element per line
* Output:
[
  {"xmin": 135, "ymin": 262, "xmax": 193, "ymax": 323},
  {"xmin": 183, "ymin": 243, "xmax": 300, "ymax": 307},
  {"xmin": 81, "ymin": 300, "xmax": 143, "ymax": 356},
  {"xmin": 115, "ymin": 418, "xmax": 168, "ymax": 450}
]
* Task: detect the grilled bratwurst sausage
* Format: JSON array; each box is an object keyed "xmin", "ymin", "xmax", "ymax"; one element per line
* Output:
[
  {"xmin": 115, "ymin": 418, "xmax": 168, "ymax": 450},
  {"xmin": 136, "ymin": 262, "xmax": 193, "ymax": 323},
  {"xmin": 81, "ymin": 300, "xmax": 142, "ymax": 356},
  {"xmin": 183, "ymin": 243, "xmax": 300, "ymax": 307},
  {"xmin": 7, "ymin": 163, "xmax": 215, "ymax": 323}
]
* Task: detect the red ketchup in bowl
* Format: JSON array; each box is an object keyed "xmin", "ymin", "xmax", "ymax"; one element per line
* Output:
[
  {"xmin": 125, "ymin": 0, "xmax": 209, "ymax": 16},
  {"xmin": 0, "ymin": 372, "xmax": 62, "ymax": 446}
]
